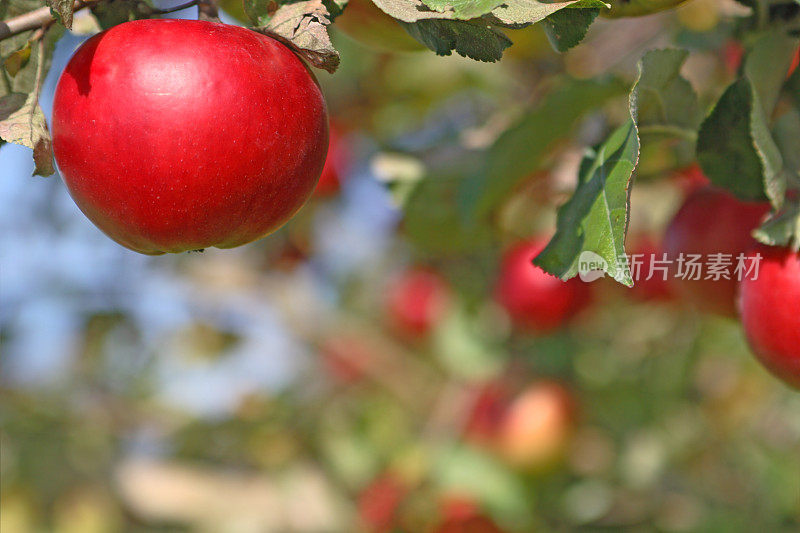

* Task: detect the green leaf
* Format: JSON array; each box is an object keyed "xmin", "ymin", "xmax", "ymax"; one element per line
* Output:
[
  {"xmin": 772, "ymin": 108, "xmax": 800, "ymax": 182},
  {"xmin": 534, "ymin": 120, "xmax": 639, "ymax": 286},
  {"xmin": 744, "ymin": 32, "xmax": 799, "ymax": 115},
  {"xmin": 753, "ymin": 202, "xmax": 800, "ymax": 250},
  {"xmin": 47, "ymin": 0, "xmax": 75, "ymax": 29},
  {"xmin": 542, "ymin": 8, "xmax": 599, "ymax": 52},
  {"xmin": 432, "ymin": 306, "xmax": 503, "ymax": 380},
  {"xmin": 696, "ymin": 33, "xmax": 797, "ymax": 206},
  {"xmin": 490, "ymin": 0, "xmax": 608, "ymax": 26},
  {"xmin": 459, "ymin": 75, "xmax": 627, "ymax": 221},
  {"xmin": 400, "ymin": 19, "xmax": 511, "ymax": 62},
  {"xmin": 419, "ymin": 0, "xmax": 505, "ymax": 19},
  {"xmin": 631, "ymin": 48, "xmax": 701, "ymax": 135},
  {"xmin": 696, "ymin": 79, "xmax": 779, "ymax": 202},
  {"xmin": 432, "ymin": 444, "xmax": 533, "ymax": 527}
]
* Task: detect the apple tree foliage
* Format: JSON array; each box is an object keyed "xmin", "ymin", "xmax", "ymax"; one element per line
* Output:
[{"xmin": 2, "ymin": 0, "xmax": 800, "ymax": 284}]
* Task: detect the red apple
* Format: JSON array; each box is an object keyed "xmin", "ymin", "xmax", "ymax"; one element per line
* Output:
[
  {"xmin": 358, "ymin": 473, "xmax": 407, "ymax": 533},
  {"xmin": 722, "ymin": 40, "xmax": 744, "ymax": 77},
  {"xmin": 673, "ymin": 163, "xmax": 710, "ymax": 196},
  {"xmin": 789, "ymin": 47, "xmax": 800, "ymax": 78},
  {"xmin": 52, "ymin": 19, "xmax": 328, "ymax": 255},
  {"xmin": 385, "ymin": 269, "xmax": 450, "ymax": 339},
  {"xmin": 627, "ymin": 236, "xmax": 674, "ymax": 302},
  {"xmin": 738, "ymin": 245, "xmax": 800, "ymax": 389},
  {"xmin": 314, "ymin": 126, "xmax": 349, "ymax": 197},
  {"xmin": 496, "ymin": 381, "xmax": 576, "ymax": 471},
  {"xmin": 432, "ymin": 513, "xmax": 504, "ymax": 533},
  {"xmin": 494, "ymin": 239, "xmax": 592, "ymax": 333},
  {"xmin": 463, "ymin": 382, "xmax": 510, "ymax": 445},
  {"xmin": 663, "ymin": 186, "xmax": 769, "ymax": 317}
]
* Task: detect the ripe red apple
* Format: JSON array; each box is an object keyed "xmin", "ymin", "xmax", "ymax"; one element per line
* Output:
[
  {"xmin": 52, "ymin": 19, "xmax": 328, "ymax": 255},
  {"xmin": 496, "ymin": 381, "xmax": 576, "ymax": 472},
  {"xmin": 494, "ymin": 239, "xmax": 592, "ymax": 333},
  {"xmin": 358, "ymin": 473, "xmax": 407, "ymax": 533},
  {"xmin": 314, "ymin": 126, "xmax": 350, "ymax": 197},
  {"xmin": 663, "ymin": 186, "xmax": 769, "ymax": 317},
  {"xmin": 627, "ymin": 236, "xmax": 674, "ymax": 302},
  {"xmin": 738, "ymin": 245, "xmax": 800, "ymax": 389},
  {"xmin": 789, "ymin": 47, "xmax": 800, "ymax": 78},
  {"xmin": 385, "ymin": 269, "xmax": 450, "ymax": 339}
]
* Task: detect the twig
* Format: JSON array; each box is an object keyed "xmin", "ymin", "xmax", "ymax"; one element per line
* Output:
[
  {"xmin": 0, "ymin": 1, "xmax": 90, "ymax": 41},
  {"xmin": 0, "ymin": 0, "xmax": 203, "ymax": 43}
]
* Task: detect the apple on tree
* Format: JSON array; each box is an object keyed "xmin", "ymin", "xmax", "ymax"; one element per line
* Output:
[
  {"xmin": 494, "ymin": 238, "xmax": 593, "ymax": 333},
  {"xmin": 738, "ymin": 245, "xmax": 800, "ymax": 389},
  {"xmin": 52, "ymin": 19, "xmax": 328, "ymax": 255},
  {"xmin": 495, "ymin": 381, "xmax": 576, "ymax": 472},
  {"xmin": 385, "ymin": 268, "xmax": 450, "ymax": 340},
  {"xmin": 663, "ymin": 185, "xmax": 769, "ymax": 317}
]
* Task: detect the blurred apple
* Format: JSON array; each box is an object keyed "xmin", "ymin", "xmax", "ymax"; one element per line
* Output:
[
  {"xmin": 358, "ymin": 473, "xmax": 407, "ymax": 533},
  {"xmin": 385, "ymin": 268, "xmax": 450, "ymax": 340},
  {"xmin": 627, "ymin": 236, "xmax": 675, "ymax": 302},
  {"xmin": 314, "ymin": 126, "xmax": 351, "ymax": 198},
  {"xmin": 673, "ymin": 164, "xmax": 711, "ymax": 197},
  {"xmin": 677, "ymin": 0, "xmax": 719, "ymax": 33},
  {"xmin": 496, "ymin": 381, "xmax": 576, "ymax": 472},
  {"xmin": 463, "ymin": 382, "xmax": 510, "ymax": 445},
  {"xmin": 494, "ymin": 238, "xmax": 592, "ymax": 333},
  {"xmin": 663, "ymin": 185, "xmax": 769, "ymax": 317},
  {"xmin": 722, "ymin": 40, "xmax": 745, "ymax": 77},
  {"xmin": 739, "ymin": 245, "xmax": 800, "ymax": 389},
  {"xmin": 433, "ymin": 497, "xmax": 505, "ymax": 533},
  {"xmin": 335, "ymin": 0, "xmax": 425, "ymax": 52}
]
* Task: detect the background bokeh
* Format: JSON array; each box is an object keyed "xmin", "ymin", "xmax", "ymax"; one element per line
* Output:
[{"xmin": 2, "ymin": 1, "xmax": 800, "ymax": 531}]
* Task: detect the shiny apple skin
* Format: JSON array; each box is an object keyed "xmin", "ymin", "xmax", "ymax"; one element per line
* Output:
[
  {"xmin": 494, "ymin": 239, "xmax": 592, "ymax": 333},
  {"xmin": 739, "ymin": 245, "xmax": 800, "ymax": 389},
  {"xmin": 52, "ymin": 19, "xmax": 328, "ymax": 255},
  {"xmin": 663, "ymin": 186, "xmax": 769, "ymax": 317}
]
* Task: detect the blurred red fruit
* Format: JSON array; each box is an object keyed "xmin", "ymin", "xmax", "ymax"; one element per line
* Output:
[
  {"xmin": 663, "ymin": 186, "xmax": 769, "ymax": 317},
  {"xmin": 739, "ymin": 245, "xmax": 800, "ymax": 389},
  {"xmin": 314, "ymin": 126, "xmax": 350, "ymax": 197},
  {"xmin": 386, "ymin": 269, "xmax": 450, "ymax": 339},
  {"xmin": 433, "ymin": 499, "xmax": 505, "ymax": 533},
  {"xmin": 628, "ymin": 237, "xmax": 674, "ymax": 302},
  {"xmin": 358, "ymin": 474, "xmax": 407, "ymax": 533},
  {"xmin": 722, "ymin": 40, "xmax": 744, "ymax": 76},
  {"xmin": 674, "ymin": 164, "xmax": 711, "ymax": 196},
  {"xmin": 463, "ymin": 382, "xmax": 510, "ymax": 445},
  {"xmin": 789, "ymin": 47, "xmax": 800, "ymax": 78},
  {"xmin": 494, "ymin": 239, "xmax": 592, "ymax": 333},
  {"xmin": 319, "ymin": 335, "xmax": 373, "ymax": 385},
  {"xmin": 496, "ymin": 381, "xmax": 576, "ymax": 471}
]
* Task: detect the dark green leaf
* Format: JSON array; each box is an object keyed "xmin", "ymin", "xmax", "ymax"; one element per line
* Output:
[
  {"xmin": 400, "ymin": 19, "xmax": 511, "ymax": 61},
  {"xmin": 631, "ymin": 48, "xmax": 701, "ymax": 135},
  {"xmin": 542, "ymin": 8, "xmax": 599, "ymax": 52},
  {"xmin": 534, "ymin": 120, "xmax": 639, "ymax": 285}
]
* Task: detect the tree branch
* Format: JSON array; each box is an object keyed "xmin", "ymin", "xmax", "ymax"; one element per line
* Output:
[
  {"xmin": 197, "ymin": 0, "xmax": 220, "ymax": 22},
  {"xmin": 0, "ymin": 0, "xmax": 204, "ymax": 43},
  {"xmin": 0, "ymin": 1, "xmax": 89, "ymax": 41}
]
